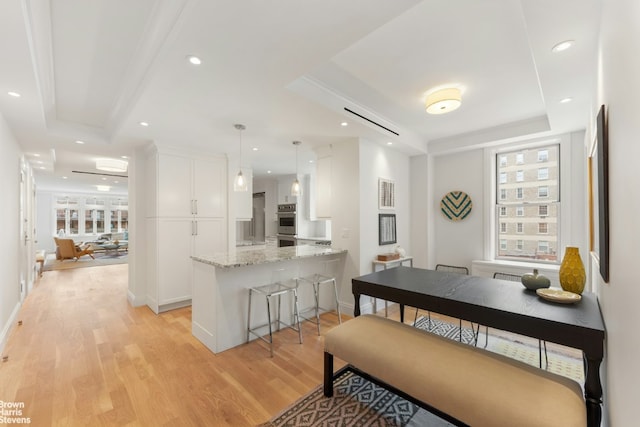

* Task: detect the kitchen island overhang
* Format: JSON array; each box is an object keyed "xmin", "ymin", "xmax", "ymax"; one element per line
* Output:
[{"xmin": 191, "ymin": 245, "xmax": 348, "ymax": 354}]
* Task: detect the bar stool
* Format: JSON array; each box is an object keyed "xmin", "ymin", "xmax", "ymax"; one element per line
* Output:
[
  {"xmin": 297, "ymin": 258, "xmax": 342, "ymax": 335},
  {"xmin": 246, "ymin": 268, "xmax": 303, "ymax": 357}
]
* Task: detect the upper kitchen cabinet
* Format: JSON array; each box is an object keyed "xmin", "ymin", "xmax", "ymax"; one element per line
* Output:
[
  {"xmin": 314, "ymin": 146, "xmax": 332, "ymax": 219},
  {"xmin": 146, "ymin": 146, "xmax": 227, "ymax": 219}
]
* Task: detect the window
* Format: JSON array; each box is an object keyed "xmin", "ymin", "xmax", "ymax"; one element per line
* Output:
[
  {"xmin": 53, "ymin": 195, "xmax": 128, "ymax": 237},
  {"xmin": 496, "ymin": 144, "xmax": 559, "ymax": 262},
  {"xmin": 538, "ymin": 150, "xmax": 548, "ymax": 162},
  {"xmin": 538, "ymin": 241, "xmax": 550, "ymax": 253},
  {"xmin": 538, "ymin": 168, "xmax": 549, "ymax": 180},
  {"xmin": 538, "ymin": 186, "xmax": 549, "ymax": 197},
  {"xmin": 499, "ymin": 155, "xmax": 507, "ymax": 166}
]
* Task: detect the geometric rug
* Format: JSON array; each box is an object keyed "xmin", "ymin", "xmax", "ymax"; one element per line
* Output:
[
  {"xmin": 413, "ymin": 316, "xmax": 584, "ymax": 384},
  {"xmin": 42, "ymin": 251, "xmax": 128, "ymax": 272},
  {"xmin": 258, "ymin": 368, "xmax": 455, "ymax": 427}
]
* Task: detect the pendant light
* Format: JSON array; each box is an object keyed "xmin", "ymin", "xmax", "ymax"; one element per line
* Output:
[
  {"xmin": 291, "ymin": 140, "xmax": 301, "ymax": 196},
  {"xmin": 233, "ymin": 124, "xmax": 248, "ymax": 192}
]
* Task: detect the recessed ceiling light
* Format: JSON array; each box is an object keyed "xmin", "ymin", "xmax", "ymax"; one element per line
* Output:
[
  {"xmin": 560, "ymin": 97, "xmax": 573, "ymax": 104},
  {"xmin": 551, "ymin": 40, "xmax": 575, "ymax": 53},
  {"xmin": 8, "ymin": 91, "xmax": 21, "ymax": 98},
  {"xmin": 308, "ymin": 160, "xmax": 314, "ymax": 163},
  {"xmin": 139, "ymin": 121, "xmax": 149, "ymax": 127},
  {"xmin": 75, "ymin": 140, "xmax": 85, "ymax": 144},
  {"xmin": 341, "ymin": 122, "xmax": 348, "ymax": 127},
  {"xmin": 387, "ymin": 141, "xmax": 393, "ymax": 146},
  {"xmin": 121, "ymin": 155, "xmax": 128, "ymax": 159},
  {"xmin": 39, "ymin": 166, "xmax": 45, "ymax": 170},
  {"xmin": 187, "ymin": 55, "xmax": 202, "ymax": 65},
  {"xmin": 62, "ymin": 176, "xmax": 68, "ymax": 179},
  {"xmin": 114, "ymin": 180, "xmax": 119, "ymax": 184},
  {"xmin": 102, "ymin": 177, "xmax": 107, "ymax": 181},
  {"xmin": 252, "ymin": 147, "xmax": 258, "ymax": 151},
  {"xmin": 36, "ymin": 160, "xmax": 43, "ymax": 164},
  {"xmin": 96, "ymin": 185, "xmax": 111, "ymax": 192},
  {"xmin": 33, "ymin": 153, "xmax": 40, "ymax": 157},
  {"xmin": 267, "ymin": 170, "xmax": 272, "ymax": 174}
]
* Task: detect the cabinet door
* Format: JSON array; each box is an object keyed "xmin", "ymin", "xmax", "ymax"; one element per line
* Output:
[
  {"xmin": 157, "ymin": 219, "xmax": 193, "ymax": 304},
  {"xmin": 193, "ymin": 218, "xmax": 227, "ymax": 255},
  {"xmin": 158, "ymin": 154, "xmax": 193, "ymax": 217},
  {"xmin": 315, "ymin": 155, "xmax": 331, "ymax": 218},
  {"xmin": 193, "ymin": 157, "xmax": 226, "ymax": 218}
]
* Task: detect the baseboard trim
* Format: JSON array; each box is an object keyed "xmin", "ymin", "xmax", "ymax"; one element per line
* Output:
[
  {"xmin": 0, "ymin": 302, "xmax": 22, "ymax": 357},
  {"xmin": 127, "ymin": 289, "xmax": 146, "ymax": 307}
]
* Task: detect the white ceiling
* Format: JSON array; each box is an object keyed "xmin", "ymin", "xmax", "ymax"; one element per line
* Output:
[{"xmin": 0, "ymin": 0, "xmax": 601, "ymax": 195}]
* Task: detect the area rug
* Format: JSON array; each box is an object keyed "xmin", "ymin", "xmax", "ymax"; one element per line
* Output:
[
  {"xmin": 413, "ymin": 317, "xmax": 584, "ymax": 384},
  {"xmin": 42, "ymin": 251, "xmax": 128, "ymax": 272},
  {"xmin": 259, "ymin": 369, "xmax": 455, "ymax": 427}
]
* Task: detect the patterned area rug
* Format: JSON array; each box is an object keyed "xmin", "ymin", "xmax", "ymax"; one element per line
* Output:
[
  {"xmin": 413, "ymin": 317, "xmax": 584, "ymax": 384},
  {"xmin": 43, "ymin": 251, "xmax": 128, "ymax": 272},
  {"xmin": 259, "ymin": 369, "xmax": 454, "ymax": 427}
]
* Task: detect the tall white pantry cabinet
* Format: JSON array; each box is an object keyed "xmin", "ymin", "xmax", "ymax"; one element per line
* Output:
[{"xmin": 145, "ymin": 146, "xmax": 228, "ymax": 313}]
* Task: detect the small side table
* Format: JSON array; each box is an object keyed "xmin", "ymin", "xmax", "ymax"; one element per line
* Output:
[{"xmin": 371, "ymin": 256, "xmax": 413, "ymax": 316}]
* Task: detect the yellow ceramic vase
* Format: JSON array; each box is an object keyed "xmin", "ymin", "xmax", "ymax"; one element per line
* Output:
[{"xmin": 559, "ymin": 247, "xmax": 586, "ymax": 295}]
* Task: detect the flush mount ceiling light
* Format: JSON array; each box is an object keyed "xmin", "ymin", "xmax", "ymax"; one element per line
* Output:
[
  {"xmin": 291, "ymin": 141, "xmax": 302, "ymax": 197},
  {"xmin": 96, "ymin": 185, "xmax": 111, "ymax": 192},
  {"xmin": 426, "ymin": 87, "xmax": 462, "ymax": 115},
  {"xmin": 233, "ymin": 124, "xmax": 248, "ymax": 192},
  {"xmin": 7, "ymin": 91, "xmax": 21, "ymax": 98},
  {"xmin": 96, "ymin": 158, "xmax": 128, "ymax": 173}
]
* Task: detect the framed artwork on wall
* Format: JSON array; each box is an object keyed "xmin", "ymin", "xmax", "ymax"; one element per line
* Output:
[
  {"xmin": 378, "ymin": 178, "xmax": 395, "ymax": 209},
  {"xmin": 596, "ymin": 104, "xmax": 610, "ymax": 282},
  {"xmin": 589, "ymin": 104, "xmax": 609, "ymax": 283},
  {"xmin": 378, "ymin": 213, "xmax": 397, "ymax": 245}
]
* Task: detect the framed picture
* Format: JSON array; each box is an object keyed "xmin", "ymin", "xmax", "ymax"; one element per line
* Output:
[
  {"xmin": 589, "ymin": 105, "xmax": 609, "ymax": 282},
  {"xmin": 596, "ymin": 105, "xmax": 610, "ymax": 282},
  {"xmin": 378, "ymin": 178, "xmax": 395, "ymax": 209},
  {"xmin": 378, "ymin": 213, "xmax": 397, "ymax": 245}
]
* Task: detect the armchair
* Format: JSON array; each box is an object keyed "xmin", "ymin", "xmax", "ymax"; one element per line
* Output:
[{"xmin": 55, "ymin": 238, "xmax": 95, "ymax": 261}]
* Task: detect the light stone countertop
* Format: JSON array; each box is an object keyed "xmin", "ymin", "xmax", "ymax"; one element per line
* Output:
[{"xmin": 192, "ymin": 244, "xmax": 347, "ymax": 269}]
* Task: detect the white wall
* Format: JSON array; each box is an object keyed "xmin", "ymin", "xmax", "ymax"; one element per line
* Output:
[
  {"xmin": 410, "ymin": 155, "xmax": 430, "ymax": 268},
  {"xmin": 0, "ymin": 113, "xmax": 23, "ymax": 354},
  {"xmin": 431, "ymin": 149, "xmax": 485, "ymax": 270},
  {"xmin": 327, "ymin": 139, "xmax": 361, "ymax": 314},
  {"xmin": 596, "ymin": 0, "xmax": 640, "ymax": 424},
  {"xmin": 358, "ymin": 139, "xmax": 411, "ymax": 274}
]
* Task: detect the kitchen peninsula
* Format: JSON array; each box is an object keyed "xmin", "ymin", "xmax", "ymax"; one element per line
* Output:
[{"xmin": 191, "ymin": 245, "xmax": 347, "ymax": 354}]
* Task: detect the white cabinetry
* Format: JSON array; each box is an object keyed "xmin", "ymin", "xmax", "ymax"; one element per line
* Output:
[
  {"xmin": 145, "ymin": 147, "xmax": 227, "ymax": 313},
  {"xmin": 315, "ymin": 149, "xmax": 331, "ymax": 219}
]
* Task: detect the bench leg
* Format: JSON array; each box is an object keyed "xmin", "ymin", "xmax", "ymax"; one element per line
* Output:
[{"xmin": 323, "ymin": 352, "xmax": 334, "ymax": 397}]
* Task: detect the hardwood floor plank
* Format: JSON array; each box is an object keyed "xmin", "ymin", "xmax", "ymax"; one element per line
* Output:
[{"xmin": 0, "ymin": 264, "xmax": 349, "ymax": 425}]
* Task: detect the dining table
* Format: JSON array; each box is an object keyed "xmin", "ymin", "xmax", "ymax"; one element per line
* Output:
[{"xmin": 352, "ymin": 266, "xmax": 606, "ymax": 427}]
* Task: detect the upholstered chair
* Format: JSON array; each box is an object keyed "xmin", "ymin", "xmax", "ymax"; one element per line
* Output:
[{"xmin": 55, "ymin": 238, "xmax": 95, "ymax": 261}]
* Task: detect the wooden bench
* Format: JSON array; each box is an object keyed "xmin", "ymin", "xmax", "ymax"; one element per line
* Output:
[
  {"xmin": 35, "ymin": 250, "xmax": 46, "ymax": 278},
  {"xmin": 324, "ymin": 315, "xmax": 586, "ymax": 427}
]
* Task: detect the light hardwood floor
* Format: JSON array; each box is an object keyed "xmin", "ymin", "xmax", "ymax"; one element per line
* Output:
[
  {"xmin": 1, "ymin": 265, "xmax": 577, "ymax": 426},
  {"xmin": 0, "ymin": 264, "xmax": 348, "ymax": 426}
]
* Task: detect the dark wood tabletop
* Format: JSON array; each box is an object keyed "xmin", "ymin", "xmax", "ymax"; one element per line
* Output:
[{"xmin": 352, "ymin": 266, "xmax": 606, "ymax": 427}]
